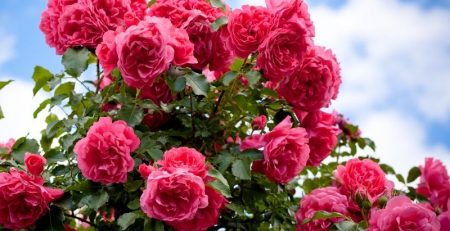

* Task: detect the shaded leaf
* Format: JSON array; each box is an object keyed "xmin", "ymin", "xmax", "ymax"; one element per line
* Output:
[
  {"xmin": 211, "ymin": 16, "xmax": 228, "ymax": 31},
  {"xmin": 32, "ymin": 66, "xmax": 53, "ymax": 95},
  {"xmin": 208, "ymin": 168, "xmax": 231, "ymax": 198},
  {"xmin": 407, "ymin": 166, "xmax": 421, "ymax": 183},
  {"xmin": 62, "ymin": 48, "xmax": 90, "ymax": 77},
  {"xmin": 79, "ymin": 191, "xmax": 109, "ymax": 210},
  {"xmin": 232, "ymin": 158, "xmax": 251, "ymax": 180},
  {"xmin": 54, "ymin": 82, "xmax": 75, "ymax": 96},
  {"xmin": 185, "ymin": 72, "xmax": 209, "ymax": 96},
  {"xmin": 33, "ymin": 99, "xmax": 51, "ymax": 118},
  {"xmin": 117, "ymin": 212, "xmax": 138, "ymax": 230},
  {"xmin": 117, "ymin": 105, "xmax": 144, "ymax": 127},
  {"xmin": 11, "ymin": 138, "xmax": 39, "ymax": 163},
  {"xmin": 0, "ymin": 80, "xmax": 12, "ymax": 90}
]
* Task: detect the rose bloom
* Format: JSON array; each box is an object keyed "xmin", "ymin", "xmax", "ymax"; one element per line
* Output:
[
  {"xmin": 368, "ymin": 195, "xmax": 440, "ymax": 231},
  {"xmin": 74, "ymin": 117, "xmax": 140, "ymax": 185},
  {"xmin": 149, "ymin": 0, "xmax": 232, "ymax": 73},
  {"xmin": 295, "ymin": 187, "xmax": 350, "ymax": 231},
  {"xmin": 277, "ymin": 46, "xmax": 341, "ymax": 112},
  {"xmin": 301, "ymin": 111, "xmax": 338, "ymax": 167},
  {"xmin": 335, "ymin": 158, "xmax": 394, "ymax": 210},
  {"xmin": 438, "ymin": 211, "xmax": 450, "ymax": 231},
  {"xmin": 158, "ymin": 147, "xmax": 208, "ymax": 179},
  {"xmin": 417, "ymin": 158, "xmax": 450, "ymax": 212},
  {"xmin": 115, "ymin": 16, "xmax": 196, "ymax": 88},
  {"xmin": 241, "ymin": 116, "xmax": 310, "ymax": 184},
  {"xmin": 257, "ymin": 21, "xmax": 311, "ymax": 82},
  {"xmin": 24, "ymin": 153, "xmax": 47, "ymax": 176},
  {"xmin": 139, "ymin": 164, "xmax": 156, "ymax": 180},
  {"xmin": 252, "ymin": 115, "xmax": 267, "ymax": 130},
  {"xmin": 0, "ymin": 168, "xmax": 64, "ymax": 229},
  {"xmin": 227, "ymin": 5, "xmax": 273, "ymax": 58},
  {"xmin": 0, "ymin": 138, "xmax": 15, "ymax": 154},
  {"xmin": 140, "ymin": 169, "xmax": 208, "ymax": 222},
  {"xmin": 40, "ymin": 0, "xmax": 147, "ymax": 54},
  {"xmin": 167, "ymin": 186, "xmax": 227, "ymax": 231},
  {"xmin": 265, "ymin": 0, "xmax": 315, "ymax": 36},
  {"xmin": 96, "ymin": 30, "xmax": 120, "ymax": 78}
]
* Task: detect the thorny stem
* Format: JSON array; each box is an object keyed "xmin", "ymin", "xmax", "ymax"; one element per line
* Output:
[{"xmin": 95, "ymin": 59, "xmax": 102, "ymax": 94}]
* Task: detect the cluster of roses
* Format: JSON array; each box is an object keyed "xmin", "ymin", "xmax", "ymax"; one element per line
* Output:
[
  {"xmin": 0, "ymin": 151, "xmax": 63, "ymax": 229},
  {"xmin": 73, "ymin": 117, "xmax": 226, "ymax": 230},
  {"xmin": 295, "ymin": 157, "xmax": 450, "ymax": 230}
]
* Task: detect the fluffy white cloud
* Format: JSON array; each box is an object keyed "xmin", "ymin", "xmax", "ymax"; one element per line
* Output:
[
  {"xmin": 0, "ymin": 31, "xmax": 14, "ymax": 67},
  {"xmin": 0, "ymin": 79, "xmax": 49, "ymax": 141},
  {"xmin": 234, "ymin": 0, "xmax": 450, "ymax": 171}
]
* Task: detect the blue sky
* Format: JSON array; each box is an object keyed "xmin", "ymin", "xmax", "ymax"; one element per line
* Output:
[{"xmin": 0, "ymin": 0, "xmax": 449, "ymax": 173}]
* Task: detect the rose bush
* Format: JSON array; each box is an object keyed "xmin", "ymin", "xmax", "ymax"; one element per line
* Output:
[{"xmin": 0, "ymin": 0, "xmax": 448, "ymax": 230}]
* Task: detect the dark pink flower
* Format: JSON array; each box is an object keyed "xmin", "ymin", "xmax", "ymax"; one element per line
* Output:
[
  {"xmin": 295, "ymin": 187, "xmax": 350, "ymax": 231},
  {"xmin": 140, "ymin": 169, "xmax": 208, "ymax": 222},
  {"xmin": 257, "ymin": 22, "xmax": 311, "ymax": 82},
  {"xmin": 265, "ymin": 0, "xmax": 314, "ymax": 36},
  {"xmin": 74, "ymin": 117, "xmax": 140, "ymax": 185},
  {"xmin": 0, "ymin": 168, "xmax": 64, "ymax": 229},
  {"xmin": 417, "ymin": 158, "xmax": 450, "ymax": 212},
  {"xmin": 335, "ymin": 158, "xmax": 394, "ymax": 210},
  {"xmin": 368, "ymin": 195, "xmax": 440, "ymax": 231},
  {"xmin": 24, "ymin": 153, "xmax": 47, "ymax": 176},
  {"xmin": 301, "ymin": 111, "xmax": 338, "ymax": 167},
  {"xmin": 115, "ymin": 16, "xmax": 196, "ymax": 88},
  {"xmin": 241, "ymin": 116, "xmax": 310, "ymax": 184},
  {"xmin": 277, "ymin": 46, "xmax": 341, "ymax": 112},
  {"xmin": 227, "ymin": 5, "xmax": 273, "ymax": 58},
  {"xmin": 167, "ymin": 186, "xmax": 228, "ymax": 231},
  {"xmin": 158, "ymin": 147, "xmax": 208, "ymax": 179},
  {"xmin": 139, "ymin": 164, "xmax": 156, "ymax": 180},
  {"xmin": 252, "ymin": 115, "xmax": 267, "ymax": 130}
]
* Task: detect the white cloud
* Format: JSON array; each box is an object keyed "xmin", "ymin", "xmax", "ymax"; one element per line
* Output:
[
  {"xmin": 0, "ymin": 79, "xmax": 49, "ymax": 141},
  {"xmin": 234, "ymin": 0, "xmax": 450, "ymax": 173},
  {"xmin": 0, "ymin": 32, "xmax": 14, "ymax": 67}
]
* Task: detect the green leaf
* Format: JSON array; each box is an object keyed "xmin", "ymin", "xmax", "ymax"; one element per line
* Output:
[
  {"xmin": 0, "ymin": 80, "xmax": 12, "ymax": 90},
  {"xmin": 331, "ymin": 221, "xmax": 359, "ymax": 231},
  {"xmin": 211, "ymin": 16, "xmax": 228, "ymax": 31},
  {"xmin": 33, "ymin": 99, "xmax": 51, "ymax": 118},
  {"xmin": 227, "ymin": 203, "xmax": 246, "ymax": 216},
  {"xmin": 32, "ymin": 66, "xmax": 53, "ymax": 95},
  {"xmin": 147, "ymin": 148, "xmax": 164, "ymax": 161},
  {"xmin": 173, "ymin": 76, "xmax": 186, "ymax": 92},
  {"xmin": 0, "ymin": 106, "xmax": 3, "ymax": 120},
  {"xmin": 117, "ymin": 212, "xmax": 139, "ymax": 230},
  {"xmin": 230, "ymin": 58, "xmax": 244, "ymax": 72},
  {"xmin": 221, "ymin": 71, "xmax": 237, "ymax": 86},
  {"xmin": 380, "ymin": 163, "xmax": 395, "ymax": 175},
  {"xmin": 185, "ymin": 72, "xmax": 210, "ymax": 96},
  {"xmin": 127, "ymin": 199, "xmax": 141, "ymax": 210},
  {"xmin": 396, "ymin": 174, "xmax": 406, "ymax": 184},
  {"xmin": 245, "ymin": 70, "xmax": 261, "ymax": 88},
  {"xmin": 54, "ymin": 82, "xmax": 75, "ymax": 96},
  {"xmin": 11, "ymin": 138, "xmax": 39, "ymax": 163},
  {"xmin": 79, "ymin": 191, "xmax": 109, "ymax": 210},
  {"xmin": 124, "ymin": 180, "xmax": 143, "ymax": 193},
  {"xmin": 62, "ymin": 48, "xmax": 91, "ymax": 77},
  {"xmin": 208, "ymin": 168, "xmax": 231, "ymax": 197},
  {"xmin": 44, "ymin": 149, "xmax": 65, "ymax": 164},
  {"xmin": 210, "ymin": 0, "xmax": 226, "ymax": 9},
  {"xmin": 407, "ymin": 166, "xmax": 421, "ymax": 183},
  {"xmin": 303, "ymin": 211, "xmax": 350, "ymax": 225},
  {"xmin": 117, "ymin": 105, "xmax": 144, "ymax": 127},
  {"xmin": 232, "ymin": 158, "xmax": 251, "ymax": 180}
]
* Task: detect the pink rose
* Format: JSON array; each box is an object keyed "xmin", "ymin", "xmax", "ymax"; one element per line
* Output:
[
  {"xmin": 295, "ymin": 187, "xmax": 350, "ymax": 231},
  {"xmin": 301, "ymin": 111, "xmax": 338, "ymax": 167},
  {"xmin": 241, "ymin": 116, "xmax": 310, "ymax": 184},
  {"xmin": 149, "ymin": 0, "xmax": 231, "ymax": 72},
  {"xmin": 139, "ymin": 164, "xmax": 156, "ymax": 180},
  {"xmin": 40, "ymin": 0, "xmax": 147, "ymax": 54},
  {"xmin": 167, "ymin": 186, "xmax": 228, "ymax": 231},
  {"xmin": 0, "ymin": 138, "xmax": 15, "ymax": 155},
  {"xmin": 256, "ymin": 22, "xmax": 311, "ymax": 82},
  {"xmin": 115, "ymin": 16, "xmax": 196, "ymax": 88},
  {"xmin": 74, "ymin": 117, "xmax": 140, "ymax": 185},
  {"xmin": 438, "ymin": 211, "xmax": 450, "ymax": 231},
  {"xmin": 368, "ymin": 195, "xmax": 440, "ymax": 231},
  {"xmin": 277, "ymin": 46, "xmax": 342, "ymax": 112},
  {"xmin": 417, "ymin": 158, "xmax": 450, "ymax": 212},
  {"xmin": 208, "ymin": 27, "xmax": 234, "ymax": 74},
  {"xmin": 158, "ymin": 147, "xmax": 208, "ymax": 179},
  {"xmin": 252, "ymin": 115, "xmax": 267, "ymax": 130},
  {"xmin": 58, "ymin": 2, "xmax": 110, "ymax": 49},
  {"xmin": 24, "ymin": 153, "xmax": 47, "ymax": 176},
  {"xmin": 0, "ymin": 168, "xmax": 64, "ymax": 229},
  {"xmin": 227, "ymin": 5, "xmax": 273, "ymax": 58},
  {"xmin": 335, "ymin": 158, "xmax": 394, "ymax": 210},
  {"xmin": 140, "ymin": 169, "xmax": 208, "ymax": 222},
  {"xmin": 96, "ymin": 30, "xmax": 119, "ymax": 78},
  {"xmin": 265, "ymin": 0, "xmax": 315, "ymax": 36},
  {"xmin": 140, "ymin": 78, "xmax": 175, "ymax": 106}
]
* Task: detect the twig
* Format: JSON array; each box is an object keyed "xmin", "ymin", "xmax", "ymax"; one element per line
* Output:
[{"xmin": 64, "ymin": 213, "xmax": 99, "ymax": 228}]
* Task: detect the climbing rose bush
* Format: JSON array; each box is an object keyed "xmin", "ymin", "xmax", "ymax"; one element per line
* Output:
[{"xmin": 0, "ymin": 0, "xmax": 448, "ymax": 230}]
